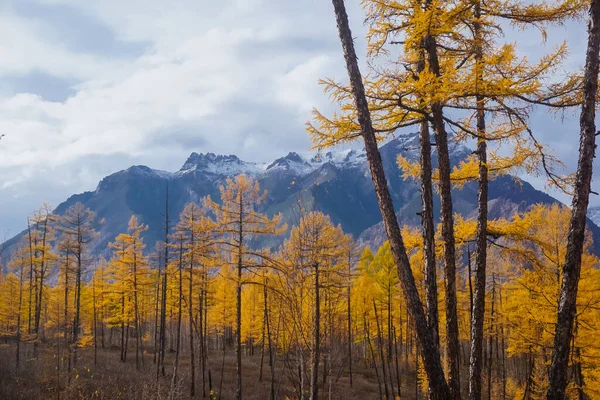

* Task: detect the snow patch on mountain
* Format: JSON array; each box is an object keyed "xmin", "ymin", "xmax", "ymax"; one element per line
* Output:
[
  {"xmin": 177, "ymin": 152, "xmax": 266, "ymax": 177},
  {"xmin": 173, "ymin": 132, "xmax": 470, "ymax": 180}
]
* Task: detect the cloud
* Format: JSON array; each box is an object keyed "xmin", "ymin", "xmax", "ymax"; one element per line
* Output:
[{"xmin": 0, "ymin": 0, "xmax": 594, "ymax": 237}]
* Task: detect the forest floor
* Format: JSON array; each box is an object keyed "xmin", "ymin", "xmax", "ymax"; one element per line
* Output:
[{"xmin": 0, "ymin": 342, "xmax": 429, "ymax": 399}]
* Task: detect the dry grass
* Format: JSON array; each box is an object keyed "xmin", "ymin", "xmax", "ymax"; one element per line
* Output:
[{"xmin": 0, "ymin": 342, "xmax": 424, "ymax": 399}]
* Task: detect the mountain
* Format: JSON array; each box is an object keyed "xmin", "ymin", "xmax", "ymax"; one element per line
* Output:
[
  {"xmin": 3, "ymin": 131, "xmax": 600, "ymax": 266},
  {"xmin": 588, "ymin": 206, "xmax": 600, "ymax": 227}
]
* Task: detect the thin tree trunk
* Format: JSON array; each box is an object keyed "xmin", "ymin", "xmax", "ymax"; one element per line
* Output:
[
  {"xmin": 189, "ymin": 237, "xmax": 196, "ymax": 397},
  {"xmin": 235, "ymin": 203, "xmax": 244, "ymax": 400},
  {"xmin": 365, "ymin": 314, "xmax": 383, "ymax": 400},
  {"xmin": 393, "ymin": 325, "xmax": 401, "ymax": 398},
  {"xmin": 121, "ymin": 291, "xmax": 126, "ymax": 362},
  {"xmin": 171, "ymin": 240, "xmax": 184, "ymax": 394},
  {"xmin": 260, "ymin": 275, "xmax": 267, "ymax": 382},
  {"xmin": 27, "ymin": 218, "xmax": 34, "ymax": 335},
  {"xmin": 93, "ymin": 278, "xmax": 98, "ymax": 367},
  {"xmin": 154, "ymin": 255, "xmax": 161, "ymax": 365},
  {"xmin": 500, "ymin": 289, "xmax": 507, "ymax": 400},
  {"xmin": 16, "ymin": 257, "xmax": 24, "ymax": 369},
  {"xmin": 73, "ymin": 240, "xmax": 82, "ymax": 367},
  {"xmin": 487, "ymin": 276, "xmax": 496, "ymax": 400},
  {"xmin": 419, "ymin": 118, "xmax": 439, "ymax": 347},
  {"xmin": 134, "ymin": 240, "xmax": 141, "ymax": 371},
  {"xmin": 311, "ymin": 262, "xmax": 321, "ymax": 400},
  {"xmin": 374, "ymin": 301, "xmax": 390, "ymax": 400},
  {"xmin": 266, "ymin": 278, "xmax": 276, "ymax": 400},
  {"xmin": 469, "ymin": 1, "xmax": 489, "ymax": 398},
  {"xmin": 329, "ymin": 1, "xmax": 451, "ymax": 397},
  {"xmin": 547, "ymin": 1, "xmax": 600, "ymax": 398},
  {"xmin": 347, "ymin": 256, "xmax": 353, "ymax": 386},
  {"xmin": 159, "ymin": 183, "xmax": 169, "ymax": 379}
]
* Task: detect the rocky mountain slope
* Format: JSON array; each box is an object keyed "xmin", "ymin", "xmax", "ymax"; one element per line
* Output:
[{"xmin": 4, "ymin": 132, "xmax": 599, "ymax": 264}]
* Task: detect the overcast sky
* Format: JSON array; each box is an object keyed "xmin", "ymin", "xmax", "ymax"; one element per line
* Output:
[{"xmin": 0, "ymin": 0, "xmax": 594, "ymax": 237}]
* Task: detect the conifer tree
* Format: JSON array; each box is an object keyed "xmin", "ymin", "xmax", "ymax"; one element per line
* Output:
[{"xmin": 205, "ymin": 174, "xmax": 285, "ymax": 400}]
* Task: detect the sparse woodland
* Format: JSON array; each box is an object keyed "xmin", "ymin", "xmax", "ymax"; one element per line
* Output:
[{"xmin": 1, "ymin": 0, "xmax": 600, "ymax": 399}]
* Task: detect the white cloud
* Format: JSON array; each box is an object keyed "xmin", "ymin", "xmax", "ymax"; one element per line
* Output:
[{"xmin": 0, "ymin": 0, "xmax": 594, "ymax": 235}]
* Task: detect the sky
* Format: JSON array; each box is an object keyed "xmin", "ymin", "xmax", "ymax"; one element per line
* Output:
[{"xmin": 0, "ymin": 0, "xmax": 594, "ymax": 238}]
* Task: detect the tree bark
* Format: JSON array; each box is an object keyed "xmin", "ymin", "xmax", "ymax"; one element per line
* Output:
[
  {"xmin": 189, "ymin": 235, "xmax": 196, "ymax": 397},
  {"xmin": 235, "ymin": 200, "xmax": 244, "ymax": 400},
  {"xmin": 419, "ymin": 119, "xmax": 439, "ymax": 348},
  {"xmin": 329, "ymin": 1, "xmax": 451, "ymax": 397},
  {"xmin": 158, "ymin": 183, "xmax": 169, "ymax": 379},
  {"xmin": 311, "ymin": 262, "xmax": 321, "ymax": 400},
  {"xmin": 469, "ymin": 1, "xmax": 489, "ymax": 396},
  {"xmin": 423, "ymin": 37, "xmax": 463, "ymax": 400},
  {"xmin": 547, "ymin": 1, "xmax": 600, "ymax": 398}
]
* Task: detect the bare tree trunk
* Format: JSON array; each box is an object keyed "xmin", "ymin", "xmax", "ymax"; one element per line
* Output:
[
  {"xmin": 189, "ymin": 239, "xmax": 196, "ymax": 397},
  {"xmin": 235, "ymin": 206, "xmax": 244, "ymax": 400},
  {"xmin": 158, "ymin": 183, "xmax": 169, "ymax": 380},
  {"xmin": 266, "ymin": 279, "xmax": 276, "ymax": 400},
  {"xmin": 133, "ymin": 241, "xmax": 141, "ymax": 371},
  {"xmin": 27, "ymin": 218, "xmax": 34, "ymax": 335},
  {"xmin": 469, "ymin": 2, "xmax": 489, "ymax": 398},
  {"xmin": 365, "ymin": 314, "xmax": 383, "ymax": 400},
  {"xmin": 16, "ymin": 258, "xmax": 24, "ymax": 369},
  {"xmin": 73, "ymin": 242, "xmax": 82, "ymax": 367},
  {"xmin": 347, "ymin": 259, "xmax": 353, "ymax": 386},
  {"xmin": 547, "ymin": 1, "xmax": 600, "ymax": 398},
  {"xmin": 393, "ymin": 325, "xmax": 401, "ymax": 398},
  {"xmin": 93, "ymin": 278, "xmax": 98, "ymax": 367},
  {"xmin": 373, "ymin": 301, "xmax": 390, "ymax": 400},
  {"xmin": 154, "ymin": 252, "xmax": 161, "ymax": 365},
  {"xmin": 311, "ymin": 262, "xmax": 321, "ymax": 400},
  {"xmin": 329, "ymin": 1, "xmax": 450, "ymax": 397},
  {"xmin": 487, "ymin": 276, "xmax": 496, "ymax": 400},
  {"xmin": 171, "ymin": 240, "xmax": 183, "ymax": 394},
  {"xmin": 500, "ymin": 289, "xmax": 507, "ymax": 400},
  {"xmin": 419, "ymin": 118, "xmax": 439, "ymax": 347}
]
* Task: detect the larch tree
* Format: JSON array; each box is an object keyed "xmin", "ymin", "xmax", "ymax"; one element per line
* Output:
[
  {"xmin": 175, "ymin": 202, "xmax": 216, "ymax": 397},
  {"xmin": 312, "ymin": 0, "xmax": 451, "ymax": 396},
  {"xmin": 281, "ymin": 211, "xmax": 349, "ymax": 400},
  {"xmin": 548, "ymin": 0, "xmax": 600, "ymax": 397},
  {"xmin": 205, "ymin": 174, "xmax": 285, "ymax": 400},
  {"xmin": 57, "ymin": 202, "xmax": 98, "ymax": 367}
]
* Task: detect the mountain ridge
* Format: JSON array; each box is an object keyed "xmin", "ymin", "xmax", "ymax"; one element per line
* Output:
[{"xmin": 3, "ymin": 132, "xmax": 599, "ymax": 267}]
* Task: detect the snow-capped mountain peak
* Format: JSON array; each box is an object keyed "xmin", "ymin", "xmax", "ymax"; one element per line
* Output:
[{"xmin": 178, "ymin": 152, "xmax": 265, "ymax": 176}]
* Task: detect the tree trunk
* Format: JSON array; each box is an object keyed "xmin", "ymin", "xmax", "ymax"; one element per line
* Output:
[
  {"xmin": 16, "ymin": 258, "xmax": 24, "ymax": 369},
  {"xmin": 266, "ymin": 279, "xmax": 276, "ymax": 400},
  {"xmin": 469, "ymin": 1, "xmax": 489, "ymax": 398},
  {"xmin": 235, "ymin": 203, "xmax": 244, "ymax": 400},
  {"xmin": 73, "ymin": 241, "xmax": 82, "ymax": 367},
  {"xmin": 311, "ymin": 262, "xmax": 321, "ymax": 400},
  {"xmin": 172, "ymin": 240, "xmax": 183, "ymax": 394},
  {"xmin": 547, "ymin": 1, "xmax": 600, "ymax": 398},
  {"xmin": 189, "ymin": 238, "xmax": 196, "ymax": 397},
  {"xmin": 154, "ymin": 254, "xmax": 161, "ymax": 365},
  {"xmin": 419, "ymin": 119, "xmax": 439, "ymax": 348},
  {"xmin": 158, "ymin": 183, "xmax": 169, "ymax": 379},
  {"xmin": 329, "ymin": 1, "xmax": 451, "ymax": 397},
  {"xmin": 374, "ymin": 301, "xmax": 390, "ymax": 400},
  {"xmin": 424, "ymin": 36, "xmax": 462, "ymax": 400},
  {"xmin": 347, "ymin": 259, "xmax": 353, "ymax": 386},
  {"xmin": 134, "ymin": 240, "xmax": 141, "ymax": 371},
  {"xmin": 93, "ymin": 278, "xmax": 98, "ymax": 367},
  {"xmin": 27, "ymin": 218, "xmax": 34, "ymax": 335}
]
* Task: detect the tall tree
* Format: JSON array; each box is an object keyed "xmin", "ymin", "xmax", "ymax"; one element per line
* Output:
[
  {"xmin": 57, "ymin": 203, "xmax": 97, "ymax": 367},
  {"xmin": 206, "ymin": 174, "xmax": 285, "ymax": 400},
  {"xmin": 547, "ymin": 0, "xmax": 600, "ymax": 397},
  {"xmin": 321, "ymin": 1, "xmax": 451, "ymax": 396}
]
